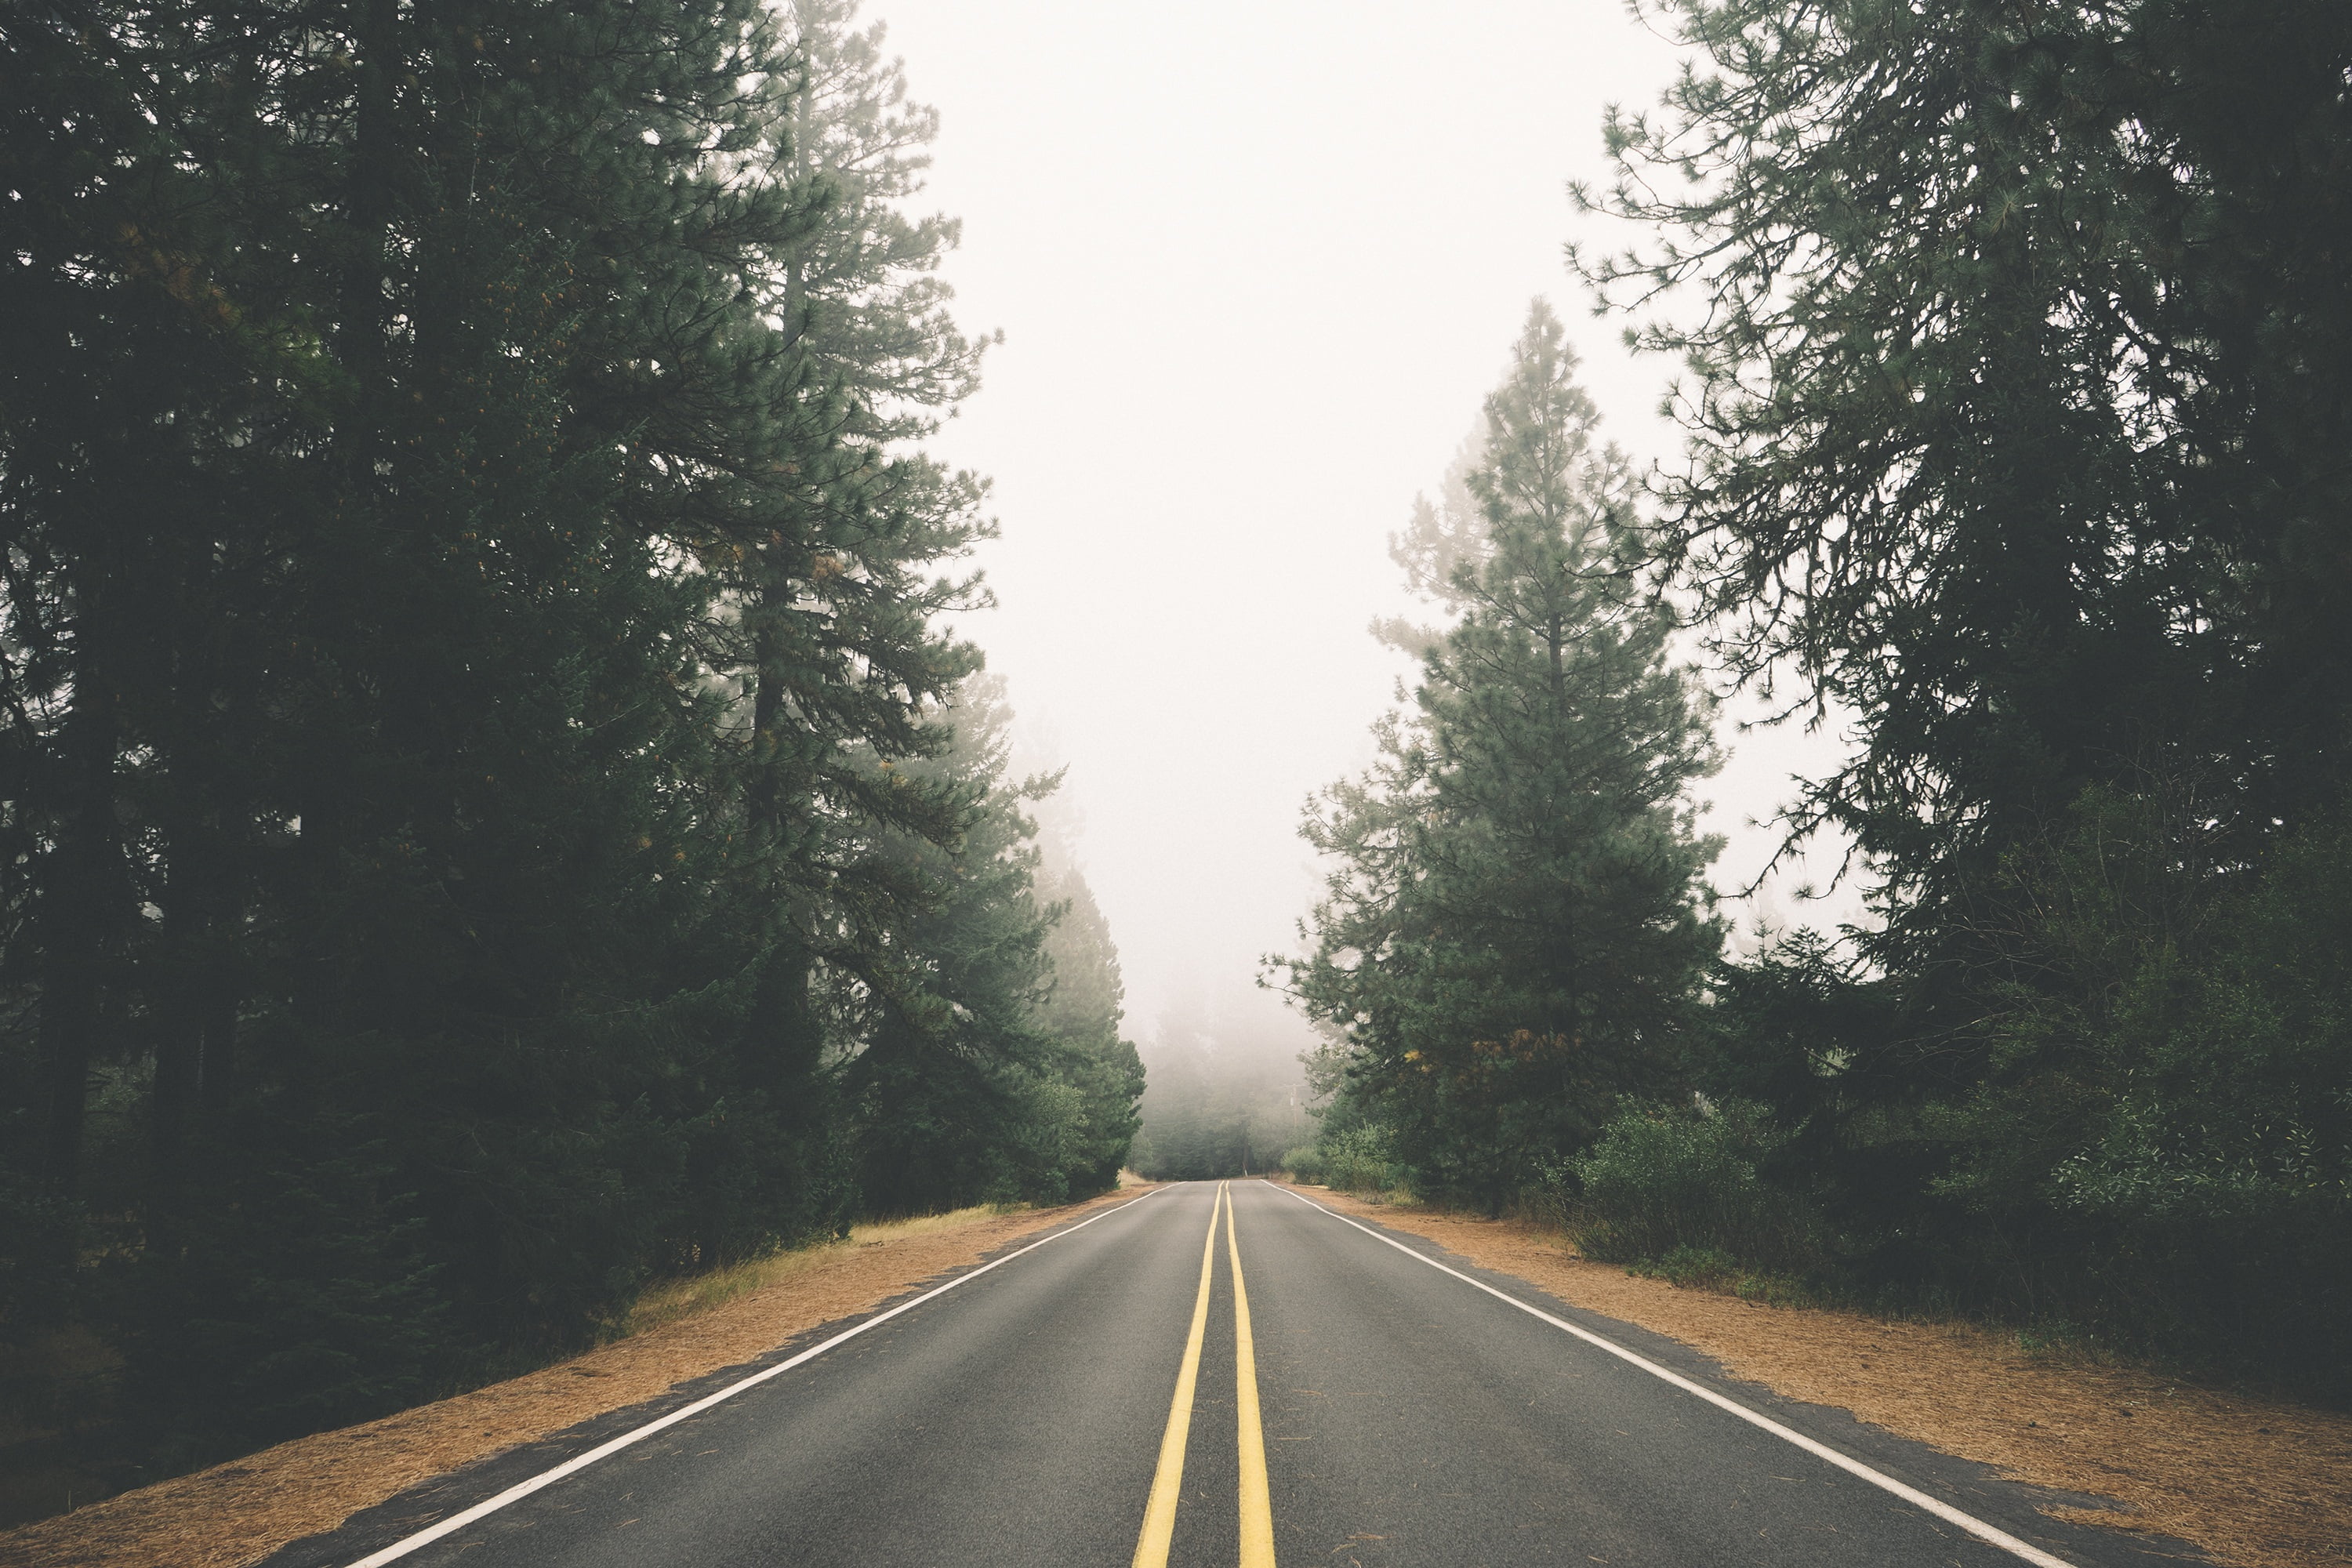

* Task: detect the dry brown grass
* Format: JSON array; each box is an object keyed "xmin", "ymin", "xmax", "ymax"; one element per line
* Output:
[
  {"xmin": 618, "ymin": 1205, "xmax": 1012, "ymax": 1335},
  {"xmin": 1301, "ymin": 1185, "xmax": 2352, "ymax": 1568},
  {"xmin": 0, "ymin": 1188, "xmax": 1152, "ymax": 1568}
]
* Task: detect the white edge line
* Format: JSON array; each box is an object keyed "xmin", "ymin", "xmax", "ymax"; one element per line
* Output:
[
  {"xmin": 342, "ymin": 1185, "xmax": 1168, "ymax": 1568},
  {"xmin": 1267, "ymin": 1182, "xmax": 2077, "ymax": 1568}
]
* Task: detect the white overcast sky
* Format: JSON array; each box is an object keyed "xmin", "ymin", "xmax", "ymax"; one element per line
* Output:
[{"xmin": 872, "ymin": 0, "xmax": 1864, "ymax": 1056}]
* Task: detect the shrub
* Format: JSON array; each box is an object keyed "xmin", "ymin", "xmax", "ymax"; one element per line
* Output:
[
  {"xmin": 1556, "ymin": 1099, "xmax": 1823, "ymax": 1275},
  {"xmin": 1319, "ymin": 1123, "xmax": 1404, "ymax": 1196}
]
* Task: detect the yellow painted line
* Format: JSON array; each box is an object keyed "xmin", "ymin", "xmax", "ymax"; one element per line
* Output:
[
  {"xmin": 1227, "ymin": 1183, "xmax": 1276, "ymax": 1568},
  {"xmin": 1131, "ymin": 1185, "xmax": 1223, "ymax": 1568}
]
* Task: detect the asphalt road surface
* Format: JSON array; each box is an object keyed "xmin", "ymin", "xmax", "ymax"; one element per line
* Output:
[{"xmin": 271, "ymin": 1181, "xmax": 2198, "ymax": 1568}]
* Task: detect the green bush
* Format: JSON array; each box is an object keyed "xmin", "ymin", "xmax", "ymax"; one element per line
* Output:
[
  {"xmin": 1319, "ymin": 1123, "xmax": 1404, "ymax": 1196},
  {"xmin": 1912, "ymin": 787, "xmax": 2352, "ymax": 1382},
  {"xmin": 1555, "ymin": 1100, "xmax": 1823, "ymax": 1276}
]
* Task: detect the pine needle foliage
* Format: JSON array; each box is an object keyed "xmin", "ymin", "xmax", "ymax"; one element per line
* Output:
[
  {"xmin": 1571, "ymin": 0, "xmax": 2352, "ymax": 1388},
  {"xmin": 1278, "ymin": 303, "xmax": 1724, "ymax": 1211}
]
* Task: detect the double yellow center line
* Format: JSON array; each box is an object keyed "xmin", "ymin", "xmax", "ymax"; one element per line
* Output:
[{"xmin": 1131, "ymin": 1182, "xmax": 1276, "ymax": 1568}]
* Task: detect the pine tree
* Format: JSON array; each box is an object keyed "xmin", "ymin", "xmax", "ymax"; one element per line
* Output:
[
  {"xmin": 672, "ymin": 0, "xmax": 996, "ymax": 1244},
  {"xmin": 1033, "ymin": 853, "xmax": 1146, "ymax": 1193},
  {"xmin": 1577, "ymin": 0, "xmax": 2352, "ymax": 1383},
  {"xmin": 844, "ymin": 677, "xmax": 1054, "ymax": 1212},
  {"xmin": 1281, "ymin": 303, "xmax": 1722, "ymax": 1207},
  {"xmin": 1573, "ymin": 0, "xmax": 2352, "ymax": 952},
  {"xmin": 845, "ymin": 677, "xmax": 1140, "ymax": 1211}
]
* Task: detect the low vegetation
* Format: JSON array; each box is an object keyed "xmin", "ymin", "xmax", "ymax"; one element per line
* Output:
[
  {"xmin": 617, "ymin": 1206, "xmax": 1014, "ymax": 1339},
  {"xmin": 1537, "ymin": 1102, "xmax": 1822, "ymax": 1282}
]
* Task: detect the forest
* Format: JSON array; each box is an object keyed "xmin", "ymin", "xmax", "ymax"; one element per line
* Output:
[
  {"xmin": 1278, "ymin": 0, "xmax": 2352, "ymax": 1399},
  {"xmin": 0, "ymin": 0, "xmax": 1142, "ymax": 1521}
]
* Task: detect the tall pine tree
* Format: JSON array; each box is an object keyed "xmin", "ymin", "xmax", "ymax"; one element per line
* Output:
[
  {"xmin": 1577, "ymin": 0, "xmax": 2352, "ymax": 1381},
  {"xmin": 1281, "ymin": 303, "xmax": 1722, "ymax": 1208}
]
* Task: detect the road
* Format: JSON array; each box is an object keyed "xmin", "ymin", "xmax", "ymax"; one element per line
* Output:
[{"xmin": 268, "ymin": 1181, "xmax": 2192, "ymax": 1568}]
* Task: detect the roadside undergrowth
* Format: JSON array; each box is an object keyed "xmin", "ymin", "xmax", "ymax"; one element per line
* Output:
[
  {"xmin": 1617, "ymin": 1243, "xmax": 1817, "ymax": 1310},
  {"xmin": 1591, "ymin": 1240, "xmax": 2224, "ymax": 1385},
  {"xmin": 1332, "ymin": 1181, "xmax": 2307, "ymax": 1403},
  {"xmin": 618, "ymin": 1206, "xmax": 1022, "ymax": 1338}
]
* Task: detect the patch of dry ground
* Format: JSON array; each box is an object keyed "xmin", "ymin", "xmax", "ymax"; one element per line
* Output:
[
  {"xmin": 0, "ymin": 1187, "xmax": 1155, "ymax": 1568},
  {"xmin": 1302, "ymin": 1186, "xmax": 2351, "ymax": 1568}
]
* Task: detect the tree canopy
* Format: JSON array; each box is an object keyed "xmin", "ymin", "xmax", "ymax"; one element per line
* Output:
[{"xmin": 1554, "ymin": 0, "xmax": 2352, "ymax": 1389}]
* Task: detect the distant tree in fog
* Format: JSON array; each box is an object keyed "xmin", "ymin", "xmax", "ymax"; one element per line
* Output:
[{"xmin": 1370, "ymin": 431, "xmax": 1489, "ymax": 659}]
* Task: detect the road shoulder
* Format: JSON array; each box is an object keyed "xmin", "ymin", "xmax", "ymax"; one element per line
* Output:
[
  {"xmin": 0, "ymin": 1188, "xmax": 1156, "ymax": 1568},
  {"xmin": 1290, "ymin": 1184, "xmax": 2349, "ymax": 1568}
]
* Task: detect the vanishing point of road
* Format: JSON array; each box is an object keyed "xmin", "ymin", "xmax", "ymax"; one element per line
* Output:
[{"xmin": 270, "ymin": 1181, "xmax": 2194, "ymax": 1568}]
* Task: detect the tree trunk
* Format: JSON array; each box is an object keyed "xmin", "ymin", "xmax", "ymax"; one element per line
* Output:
[
  {"xmin": 154, "ymin": 799, "xmax": 241, "ymax": 1190},
  {"xmin": 38, "ymin": 661, "xmax": 121, "ymax": 1204}
]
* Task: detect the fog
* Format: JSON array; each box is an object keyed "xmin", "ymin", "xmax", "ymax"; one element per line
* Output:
[{"xmin": 877, "ymin": 0, "xmax": 1865, "ymax": 1073}]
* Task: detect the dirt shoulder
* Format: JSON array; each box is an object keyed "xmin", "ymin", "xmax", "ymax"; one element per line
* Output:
[
  {"xmin": 1298, "ymin": 1185, "xmax": 2350, "ymax": 1568},
  {"xmin": 0, "ymin": 1187, "xmax": 1155, "ymax": 1568}
]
